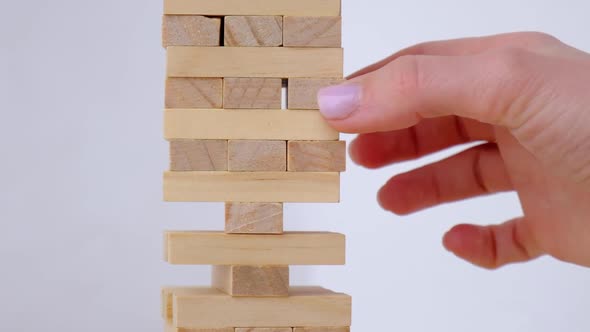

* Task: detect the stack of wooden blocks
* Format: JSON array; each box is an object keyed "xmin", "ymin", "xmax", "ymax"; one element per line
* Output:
[{"xmin": 161, "ymin": 1, "xmax": 350, "ymax": 331}]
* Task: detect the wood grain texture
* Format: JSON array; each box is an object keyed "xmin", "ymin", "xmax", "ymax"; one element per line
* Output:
[
  {"xmin": 162, "ymin": 16, "xmax": 221, "ymax": 47},
  {"xmin": 164, "ymin": 109, "xmax": 339, "ymax": 141},
  {"xmin": 166, "ymin": 323, "xmax": 233, "ymax": 332},
  {"xmin": 283, "ymin": 17, "xmax": 341, "ymax": 47},
  {"xmin": 163, "ymin": 286, "xmax": 351, "ymax": 328},
  {"xmin": 293, "ymin": 328, "xmax": 349, "ymax": 332},
  {"xmin": 170, "ymin": 140, "xmax": 227, "ymax": 171},
  {"xmin": 212, "ymin": 265, "xmax": 289, "ymax": 297},
  {"xmin": 224, "ymin": 78, "xmax": 282, "ymax": 109},
  {"xmin": 225, "ymin": 202, "xmax": 283, "ymax": 234},
  {"xmin": 164, "ymin": 0, "xmax": 341, "ymax": 16},
  {"xmin": 167, "ymin": 47, "xmax": 343, "ymax": 78},
  {"xmin": 287, "ymin": 78, "xmax": 344, "ymax": 110},
  {"xmin": 236, "ymin": 329, "xmax": 292, "ymax": 332},
  {"xmin": 225, "ymin": 16, "xmax": 283, "ymax": 47},
  {"xmin": 228, "ymin": 140, "xmax": 286, "ymax": 172},
  {"xmin": 164, "ymin": 231, "xmax": 346, "ymax": 265},
  {"xmin": 165, "ymin": 78, "xmax": 223, "ymax": 109},
  {"xmin": 288, "ymin": 141, "xmax": 346, "ymax": 172},
  {"xmin": 163, "ymin": 171, "xmax": 340, "ymax": 203}
]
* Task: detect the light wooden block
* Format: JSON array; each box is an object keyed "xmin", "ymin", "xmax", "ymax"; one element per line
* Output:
[
  {"xmin": 164, "ymin": 0, "xmax": 341, "ymax": 16},
  {"xmin": 170, "ymin": 140, "xmax": 227, "ymax": 171},
  {"xmin": 225, "ymin": 16, "xmax": 283, "ymax": 47},
  {"xmin": 165, "ymin": 78, "xmax": 223, "ymax": 109},
  {"xmin": 288, "ymin": 141, "xmax": 346, "ymax": 172},
  {"xmin": 236, "ymin": 329, "xmax": 292, "ymax": 332},
  {"xmin": 283, "ymin": 17, "xmax": 341, "ymax": 47},
  {"xmin": 225, "ymin": 202, "xmax": 283, "ymax": 234},
  {"xmin": 164, "ymin": 109, "xmax": 339, "ymax": 141},
  {"xmin": 163, "ymin": 171, "xmax": 340, "ymax": 203},
  {"xmin": 228, "ymin": 140, "xmax": 286, "ymax": 172},
  {"xmin": 162, "ymin": 286, "xmax": 351, "ymax": 328},
  {"xmin": 165, "ymin": 323, "xmax": 233, "ymax": 332},
  {"xmin": 224, "ymin": 78, "xmax": 282, "ymax": 109},
  {"xmin": 212, "ymin": 265, "xmax": 289, "ymax": 297},
  {"xmin": 288, "ymin": 78, "xmax": 344, "ymax": 110},
  {"xmin": 167, "ymin": 47, "xmax": 343, "ymax": 78},
  {"xmin": 162, "ymin": 16, "xmax": 221, "ymax": 47},
  {"xmin": 293, "ymin": 328, "xmax": 349, "ymax": 332},
  {"xmin": 164, "ymin": 231, "xmax": 345, "ymax": 265}
]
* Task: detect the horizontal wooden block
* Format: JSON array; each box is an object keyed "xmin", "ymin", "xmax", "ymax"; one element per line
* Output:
[
  {"xmin": 283, "ymin": 17, "xmax": 342, "ymax": 47},
  {"xmin": 288, "ymin": 78, "xmax": 344, "ymax": 110},
  {"xmin": 164, "ymin": 0, "xmax": 341, "ymax": 16},
  {"xmin": 288, "ymin": 141, "xmax": 346, "ymax": 172},
  {"xmin": 225, "ymin": 16, "xmax": 283, "ymax": 47},
  {"xmin": 228, "ymin": 140, "xmax": 286, "ymax": 172},
  {"xmin": 164, "ymin": 109, "xmax": 339, "ymax": 141},
  {"xmin": 212, "ymin": 265, "xmax": 289, "ymax": 297},
  {"xmin": 165, "ymin": 323, "xmax": 232, "ymax": 332},
  {"xmin": 225, "ymin": 202, "xmax": 283, "ymax": 234},
  {"xmin": 236, "ymin": 329, "xmax": 292, "ymax": 332},
  {"xmin": 163, "ymin": 171, "xmax": 340, "ymax": 203},
  {"xmin": 164, "ymin": 231, "xmax": 345, "ymax": 265},
  {"xmin": 162, "ymin": 16, "xmax": 221, "ymax": 47},
  {"xmin": 293, "ymin": 328, "xmax": 349, "ymax": 332},
  {"xmin": 224, "ymin": 78, "xmax": 282, "ymax": 109},
  {"xmin": 163, "ymin": 286, "xmax": 351, "ymax": 328},
  {"xmin": 165, "ymin": 78, "xmax": 223, "ymax": 109},
  {"xmin": 167, "ymin": 47, "xmax": 343, "ymax": 78},
  {"xmin": 170, "ymin": 140, "xmax": 227, "ymax": 171}
]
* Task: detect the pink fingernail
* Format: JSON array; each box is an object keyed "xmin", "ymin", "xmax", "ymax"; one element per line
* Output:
[{"xmin": 317, "ymin": 84, "xmax": 361, "ymax": 120}]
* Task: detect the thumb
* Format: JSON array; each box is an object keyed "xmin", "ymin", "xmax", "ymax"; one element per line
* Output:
[
  {"xmin": 443, "ymin": 218, "xmax": 542, "ymax": 269},
  {"xmin": 317, "ymin": 51, "xmax": 540, "ymax": 133}
]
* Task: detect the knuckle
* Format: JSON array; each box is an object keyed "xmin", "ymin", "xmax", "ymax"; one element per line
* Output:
[
  {"xmin": 522, "ymin": 31, "xmax": 561, "ymax": 46},
  {"xmin": 492, "ymin": 47, "xmax": 533, "ymax": 74},
  {"xmin": 483, "ymin": 48, "xmax": 538, "ymax": 91},
  {"xmin": 385, "ymin": 55, "xmax": 424, "ymax": 98},
  {"xmin": 480, "ymin": 48, "xmax": 539, "ymax": 125}
]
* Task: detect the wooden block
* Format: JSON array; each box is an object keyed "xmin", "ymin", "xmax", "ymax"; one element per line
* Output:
[
  {"xmin": 288, "ymin": 141, "xmax": 346, "ymax": 172},
  {"xmin": 293, "ymin": 328, "xmax": 349, "ymax": 332},
  {"xmin": 164, "ymin": 0, "xmax": 341, "ymax": 16},
  {"xmin": 170, "ymin": 140, "xmax": 227, "ymax": 171},
  {"xmin": 167, "ymin": 47, "xmax": 343, "ymax": 78},
  {"xmin": 228, "ymin": 140, "xmax": 286, "ymax": 172},
  {"xmin": 164, "ymin": 109, "xmax": 339, "ymax": 141},
  {"xmin": 225, "ymin": 202, "xmax": 283, "ymax": 234},
  {"xmin": 224, "ymin": 78, "xmax": 282, "ymax": 109},
  {"xmin": 225, "ymin": 16, "xmax": 283, "ymax": 47},
  {"xmin": 162, "ymin": 16, "xmax": 221, "ymax": 47},
  {"xmin": 236, "ymin": 329, "xmax": 292, "ymax": 332},
  {"xmin": 164, "ymin": 231, "xmax": 345, "ymax": 265},
  {"xmin": 166, "ymin": 323, "xmax": 233, "ymax": 332},
  {"xmin": 283, "ymin": 17, "xmax": 341, "ymax": 47},
  {"xmin": 288, "ymin": 78, "xmax": 344, "ymax": 110},
  {"xmin": 163, "ymin": 171, "xmax": 340, "ymax": 203},
  {"xmin": 162, "ymin": 286, "xmax": 351, "ymax": 328},
  {"xmin": 212, "ymin": 265, "xmax": 289, "ymax": 297},
  {"xmin": 165, "ymin": 78, "xmax": 223, "ymax": 109}
]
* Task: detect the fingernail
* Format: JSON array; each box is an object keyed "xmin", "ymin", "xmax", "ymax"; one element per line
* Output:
[{"xmin": 317, "ymin": 84, "xmax": 361, "ymax": 120}]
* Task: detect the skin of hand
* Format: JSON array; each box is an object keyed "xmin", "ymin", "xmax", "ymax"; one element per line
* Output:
[{"xmin": 317, "ymin": 32, "xmax": 590, "ymax": 269}]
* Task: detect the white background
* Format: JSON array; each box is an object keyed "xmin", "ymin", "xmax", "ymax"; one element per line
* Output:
[{"xmin": 0, "ymin": 0, "xmax": 589, "ymax": 331}]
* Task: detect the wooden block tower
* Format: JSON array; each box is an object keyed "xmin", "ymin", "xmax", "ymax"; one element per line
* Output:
[{"xmin": 161, "ymin": 1, "xmax": 350, "ymax": 331}]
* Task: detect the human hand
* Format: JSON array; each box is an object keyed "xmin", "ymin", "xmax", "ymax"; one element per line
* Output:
[{"xmin": 317, "ymin": 32, "xmax": 590, "ymax": 269}]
